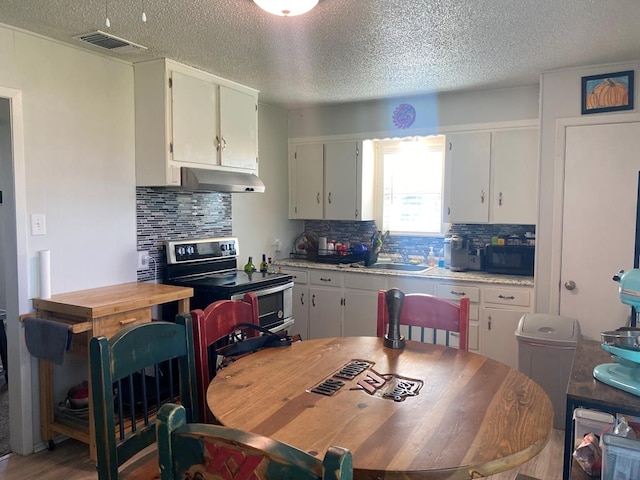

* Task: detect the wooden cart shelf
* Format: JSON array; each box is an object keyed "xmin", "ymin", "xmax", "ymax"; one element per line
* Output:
[{"xmin": 32, "ymin": 282, "xmax": 193, "ymax": 460}]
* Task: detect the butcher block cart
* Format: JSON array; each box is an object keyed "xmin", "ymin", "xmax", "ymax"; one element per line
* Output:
[{"xmin": 31, "ymin": 282, "xmax": 193, "ymax": 460}]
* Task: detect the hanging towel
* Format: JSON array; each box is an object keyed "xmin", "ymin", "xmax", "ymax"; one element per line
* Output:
[{"xmin": 23, "ymin": 317, "xmax": 73, "ymax": 365}]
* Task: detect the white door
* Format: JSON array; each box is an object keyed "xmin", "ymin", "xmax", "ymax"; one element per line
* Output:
[
  {"xmin": 308, "ymin": 286, "xmax": 343, "ymax": 338},
  {"xmin": 561, "ymin": 122, "xmax": 640, "ymax": 340},
  {"xmin": 292, "ymin": 144, "xmax": 324, "ymax": 219}
]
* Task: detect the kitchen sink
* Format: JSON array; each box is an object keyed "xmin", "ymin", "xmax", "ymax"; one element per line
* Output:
[{"xmin": 367, "ymin": 263, "xmax": 432, "ymax": 273}]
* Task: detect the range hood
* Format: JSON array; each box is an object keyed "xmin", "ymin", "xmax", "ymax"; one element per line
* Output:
[{"xmin": 180, "ymin": 167, "xmax": 265, "ymax": 193}]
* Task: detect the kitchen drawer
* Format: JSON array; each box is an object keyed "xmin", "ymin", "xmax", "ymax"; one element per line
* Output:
[
  {"xmin": 309, "ymin": 269, "xmax": 343, "ymax": 288},
  {"xmin": 279, "ymin": 267, "xmax": 308, "ymax": 284},
  {"xmin": 387, "ymin": 277, "xmax": 435, "ymax": 294},
  {"xmin": 92, "ymin": 308, "xmax": 152, "ymax": 339},
  {"xmin": 436, "ymin": 283, "xmax": 480, "ymax": 303},
  {"xmin": 344, "ymin": 272, "xmax": 386, "ymax": 291},
  {"xmin": 484, "ymin": 287, "xmax": 530, "ymax": 307}
]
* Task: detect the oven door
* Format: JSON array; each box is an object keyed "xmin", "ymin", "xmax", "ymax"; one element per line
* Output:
[{"xmin": 231, "ymin": 281, "xmax": 294, "ymax": 332}]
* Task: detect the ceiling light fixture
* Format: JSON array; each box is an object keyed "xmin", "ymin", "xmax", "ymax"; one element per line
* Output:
[{"xmin": 253, "ymin": 0, "xmax": 318, "ymax": 17}]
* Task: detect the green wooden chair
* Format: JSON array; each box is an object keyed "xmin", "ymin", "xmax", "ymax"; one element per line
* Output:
[
  {"xmin": 157, "ymin": 403, "xmax": 353, "ymax": 480},
  {"xmin": 90, "ymin": 315, "xmax": 198, "ymax": 480}
]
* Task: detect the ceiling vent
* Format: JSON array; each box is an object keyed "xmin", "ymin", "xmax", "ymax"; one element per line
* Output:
[{"xmin": 73, "ymin": 30, "xmax": 148, "ymax": 54}]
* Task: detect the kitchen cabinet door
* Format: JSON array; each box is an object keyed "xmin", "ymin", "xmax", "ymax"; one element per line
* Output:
[
  {"xmin": 171, "ymin": 71, "xmax": 218, "ymax": 166},
  {"xmin": 291, "ymin": 143, "xmax": 324, "ymax": 219},
  {"xmin": 325, "ymin": 141, "xmax": 358, "ymax": 220},
  {"xmin": 560, "ymin": 122, "xmax": 640, "ymax": 340},
  {"xmin": 291, "ymin": 283, "xmax": 310, "ymax": 340},
  {"xmin": 491, "ymin": 128, "xmax": 539, "ymax": 224},
  {"xmin": 308, "ymin": 286, "xmax": 343, "ymax": 338},
  {"xmin": 446, "ymin": 132, "xmax": 491, "ymax": 223},
  {"xmin": 479, "ymin": 307, "xmax": 523, "ymax": 369},
  {"xmin": 219, "ymin": 85, "xmax": 258, "ymax": 172},
  {"xmin": 343, "ymin": 289, "xmax": 378, "ymax": 336}
]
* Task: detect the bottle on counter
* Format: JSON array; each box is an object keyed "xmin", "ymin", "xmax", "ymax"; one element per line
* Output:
[
  {"xmin": 244, "ymin": 256, "xmax": 256, "ymax": 273},
  {"xmin": 428, "ymin": 246, "xmax": 436, "ymax": 267},
  {"xmin": 259, "ymin": 254, "xmax": 269, "ymax": 273},
  {"xmin": 267, "ymin": 257, "xmax": 273, "ymax": 273}
]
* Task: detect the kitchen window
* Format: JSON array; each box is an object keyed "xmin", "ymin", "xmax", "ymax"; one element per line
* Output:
[{"xmin": 373, "ymin": 135, "xmax": 446, "ymax": 235}]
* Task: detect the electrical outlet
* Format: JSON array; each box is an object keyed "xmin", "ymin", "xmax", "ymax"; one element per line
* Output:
[
  {"xmin": 30, "ymin": 213, "xmax": 46, "ymax": 236},
  {"xmin": 137, "ymin": 251, "xmax": 150, "ymax": 270},
  {"xmin": 274, "ymin": 238, "xmax": 281, "ymax": 253}
]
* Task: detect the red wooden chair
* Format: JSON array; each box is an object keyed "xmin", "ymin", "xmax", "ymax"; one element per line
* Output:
[
  {"xmin": 157, "ymin": 403, "xmax": 353, "ymax": 480},
  {"xmin": 190, "ymin": 292, "xmax": 260, "ymax": 423},
  {"xmin": 376, "ymin": 289, "xmax": 470, "ymax": 350}
]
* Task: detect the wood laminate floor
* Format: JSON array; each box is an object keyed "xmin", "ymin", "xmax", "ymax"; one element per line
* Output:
[{"xmin": 0, "ymin": 428, "xmax": 565, "ymax": 480}]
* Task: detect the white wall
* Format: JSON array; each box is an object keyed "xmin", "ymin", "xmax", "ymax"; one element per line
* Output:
[
  {"xmin": 233, "ymin": 104, "xmax": 303, "ymax": 262},
  {"xmin": 0, "ymin": 25, "xmax": 137, "ymax": 453},
  {"xmin": 536, "ymin": 61, "xmax": 640, "ymax": 314},
  {"xmin": 0, "ymin": 98, "xmax": 9, "ymax": 308},
  {"xmin": 288, "ymin": 85, "xmax": 540, "ymax": 138}
]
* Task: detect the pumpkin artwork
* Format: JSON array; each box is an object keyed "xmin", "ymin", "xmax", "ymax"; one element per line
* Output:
[{"xmin": 591, "ymin": 78, "xmax": 629, "ymax": 107}]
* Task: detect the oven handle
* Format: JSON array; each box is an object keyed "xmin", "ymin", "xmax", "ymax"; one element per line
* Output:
[{"xmin": 231, "ymin": 281, "xmax": 294, "ymax": 300}]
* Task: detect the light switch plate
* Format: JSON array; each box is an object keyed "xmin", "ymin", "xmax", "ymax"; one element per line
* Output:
[{"xmin": 30, "ymin": 213, "xmax": 46, "ymax": 236}]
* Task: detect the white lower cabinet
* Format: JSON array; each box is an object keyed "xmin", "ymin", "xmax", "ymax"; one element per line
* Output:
[
  {"xmin": 435, "ymin": 282, "xmax": 481, "ymax": 353},
  {"xmin": 278, "ymin": 268, "xmax": 309, "ymax": 340},
  {"xmin": 387, "ymin": 276, "xmax": 435, "ymax": 294},
  {"xmin": 308, "ymin": 270, "xmax": 343, "ymax": 338},
  {"xmin": 480, "ymin": 286, "xmax": 532, "ymax": 369},
  {"xmin": 343, "ymin": 273, "xmax": 387, "ymax": 337}
]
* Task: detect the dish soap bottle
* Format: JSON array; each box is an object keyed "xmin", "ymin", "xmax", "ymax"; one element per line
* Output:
[
  {"xmin": 428, "ymin": 246, "xmax": 436, "ymax": 267},
  {"xmin": 244, "ymin": 256, "xmax": 256, "ymax": 273},
  {"xmin": 259, "ymin": 254, "xmax": 269, "ymax": 273}
]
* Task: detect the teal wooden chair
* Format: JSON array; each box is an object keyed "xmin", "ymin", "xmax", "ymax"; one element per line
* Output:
[
  {"xmin": 157, "ymin": 403, "xmax": 353, "ymax": 480},
  {"xmin": 90, "ymin": 315, "xmax": 198, "ymax": 480}
]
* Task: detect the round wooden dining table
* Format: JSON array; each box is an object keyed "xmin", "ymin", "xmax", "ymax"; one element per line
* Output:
[{"xmin": 207, "ymin": 337, "xmax": 553, "ymax": 480}]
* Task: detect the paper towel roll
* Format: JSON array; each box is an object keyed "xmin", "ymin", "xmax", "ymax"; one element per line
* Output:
[
  {"xmin": 318, "ymin": 237, "xmax": 327, "ymax": 255},
  {"xmin": 39, "ymin": 250, "xmax": 51, "ymax": 299}
]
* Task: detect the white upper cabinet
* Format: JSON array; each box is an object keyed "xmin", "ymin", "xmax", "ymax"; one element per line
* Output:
[
  {"xmin": 446, "ymin": 132, "xmax": 492, "ymax": 223},
  {"xmin": 491, "ymin": 128, "xmax": 539, "ymax": 225},
  {"xmin": 445, "ymin": 127, "xmax": 538, "ymax": 224},
  {"xmin": 289, "ymin": 140, "xmax": 374, "ymax": 221},
  {"xmin": 134, "ymin": 58, "xmax": 258, "ymax": 187}
]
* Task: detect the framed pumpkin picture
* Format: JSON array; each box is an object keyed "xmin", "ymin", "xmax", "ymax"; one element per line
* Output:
[{"xmin": 582, "ymin": 70, "xmax": 634, "ymax": 114}]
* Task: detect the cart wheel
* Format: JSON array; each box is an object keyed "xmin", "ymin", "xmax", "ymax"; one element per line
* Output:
[{"xmin": 47, "ymin": 439, "xmax": 55, "ymax": 451}]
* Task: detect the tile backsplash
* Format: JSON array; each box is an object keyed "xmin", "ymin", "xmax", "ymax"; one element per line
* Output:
[
  {"xmin": 302, "ymin": 220, "xmax": 535, "ymax": 261},
  {"xmin": 136, "ymin": 187, "xmax": 231, "ymax": 282}
]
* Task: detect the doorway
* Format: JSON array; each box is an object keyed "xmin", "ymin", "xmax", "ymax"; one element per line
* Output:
[{"xmin": 0, "ymin": 86, "xmax": 34, "ymax": 456}]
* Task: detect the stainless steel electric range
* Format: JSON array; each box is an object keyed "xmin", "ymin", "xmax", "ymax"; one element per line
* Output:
[{"xmin": 162, "ymin": 237, "xmax": 294, "ymax": 332}]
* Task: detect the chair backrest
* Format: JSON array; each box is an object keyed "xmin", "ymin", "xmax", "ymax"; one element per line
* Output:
[
  {"xmin": 157, "ymin": 403, "xmax": 353, "ymax": 480},
  {"xmin": 190, "ymin": 292, "xmax": 259, "ymax": 422},
  {"xmin": 90, "ymin": 316, "xmax": 198, "ymax": 480},
  {"xmin": 376, "ymin": 290, "xmax": 470, "ymax": 351}
]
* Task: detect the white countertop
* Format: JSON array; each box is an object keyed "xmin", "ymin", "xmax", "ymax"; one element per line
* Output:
[{"xmin": 275, "ymin": 258, "xmax": 534, "ymax": 287}]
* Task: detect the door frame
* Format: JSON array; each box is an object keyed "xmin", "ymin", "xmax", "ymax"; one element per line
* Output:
[
  {"xmin": 548, "ymin": 113, "xmax": 640, "ymax": 315},
  {"xmin": 0, "ymin": 85, "xmax": 33, "ymax": 455}
]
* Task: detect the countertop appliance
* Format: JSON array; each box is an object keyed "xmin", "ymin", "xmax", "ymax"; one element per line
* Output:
[
  {"xmin": 594, "ymin": 269, "xmax": 640, "ymax": 395},
  {"xmin": 484, "ymin": 244, "xmax": 535, "ymax": 276},
  {"xmin": 449, "ymin": 234, "xmax": 469, "ymax": 272},
  {"xmin": 163, "ymin": 237, "xmax": 294, "ymax": 332}
]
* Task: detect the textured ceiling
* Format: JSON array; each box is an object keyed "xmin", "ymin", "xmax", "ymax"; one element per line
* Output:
[{"xmin": 1, "ymin": 0, "xmax": 640, "ymax": 110}]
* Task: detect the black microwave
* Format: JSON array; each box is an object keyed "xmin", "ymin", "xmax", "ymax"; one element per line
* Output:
[{"xmin": 484, "ymin": 245, "xmax": 535, "ymax": 276}]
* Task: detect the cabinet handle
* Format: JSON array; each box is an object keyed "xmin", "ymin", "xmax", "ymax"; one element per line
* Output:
[
  {"xmin": 498, "ymin": 191, "xmax": 503, "ymax": 206},
  {"xmin": 498, "ymin": 294, "xmax": 515, "ymax": 300},
  {"xmin": 328, "ymin": 192, "xmax": 332, "ymax": 204},
  {"xmin": 447, "ymin": 206, "xmax": 451, "ymax": 216},
  {"xmin": 215, "ymin": 136, "xmax": 221, "ymax": 152},
  {"xmin": 119, "ymin": 318, "xmax": 138, "ymax": 326},
  {"xmin": 488, "ymin": 315, "xmax": 492, "ymax": 331},
  {"xmin": 480, "ymin": 189, "xmax": 485, "ymax": 204},
  {"xmin": 317, "ymin": 192, "xmax": 321, "ymax": 204},
  {"xmin": 312, "ymin": 294, "xmax": 316, "ymax": 307},
  {"xmin": 220, "ymin": 136, "xmax": 227, "ymax": 151},
  {"xmin": 320, "ymin": 277, "xmax": 332, "ymax": 282},
  {"xmin": 450, "ymin": 290, "xmax": 466, "ymax": 296},
  {"xmin": 300, "ymin": 292, "xmax": 305, "ymax": 305}
]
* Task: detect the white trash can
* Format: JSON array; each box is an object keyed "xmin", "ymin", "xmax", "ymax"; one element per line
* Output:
[{"xmin": 516, "ymin": 313, "xmax": 580, "ymax": 429}]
